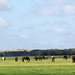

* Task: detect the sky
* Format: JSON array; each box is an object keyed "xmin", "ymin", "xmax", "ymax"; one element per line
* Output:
[{"xmin": 0, "ymin": 0, "xmax": 75, "ymax": 50}]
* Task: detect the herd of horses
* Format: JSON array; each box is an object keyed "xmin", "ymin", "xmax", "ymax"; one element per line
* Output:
[
  {"xmin": 15, "ymin": 56, "xmax": 48, "ymax": 62},
  {"xmin": 14, "ymin": 55, "xmax": 75, "ymax": 63}
]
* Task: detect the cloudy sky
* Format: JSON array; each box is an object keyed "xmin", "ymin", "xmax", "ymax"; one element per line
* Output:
[{"xmin": 0, "ymin": 0, "xmax": 75, "ymax": 50}]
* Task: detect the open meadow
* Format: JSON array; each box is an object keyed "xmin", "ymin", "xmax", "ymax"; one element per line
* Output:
[{"xmin": 0, "ymin": 56, "xmax": 75, "ymax": 75}]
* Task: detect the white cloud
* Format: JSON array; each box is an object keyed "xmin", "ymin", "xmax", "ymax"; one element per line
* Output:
[
  {"xmin": 20, "ymin": 34, "xmax": 28, "ymax": 39},
  {"xmin": 64, "ymin": 5, "xmax": 75, "ymax": 14},
  {"xmin": 0, "ymin": 0, "xmax": 11, "ymax": 10},
  {"xmin": 0, "ymin": 17, "xmax": 9, "ymax": 27},
  {"xmin": 36, "ymin": 6, "xmax": 60, "ymax": 15},
  {"xmin": 48, "ymin": 21, "xmax": 56, "ymax": 24},
  {"xmin": 34, "ymin": 0, "xmax": 75, "ymax": 15},
  {"xmin": 53, "ymin": 0, "xmax": 72, "ymax": 4},
  {"xmin": 35, "ymin": 4, "xmax": 75, "ymax": 15},
  {"xmin": 54, "ymin": 28, "xmax": 65, "ymax": 33}
]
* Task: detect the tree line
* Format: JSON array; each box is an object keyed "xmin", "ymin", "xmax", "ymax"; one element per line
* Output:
[{"xmin": 0, "ymin": 48, "xmax": 75, "ymax": 57}]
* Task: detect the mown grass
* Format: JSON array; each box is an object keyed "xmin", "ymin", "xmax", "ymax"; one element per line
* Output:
[
  {"xmin": 0, "ymin": 57, "xmax": 75, "ymax": 75},
  {"xmin": 0, "ymin": 65, "xmax": 75, "ymax": 75}
]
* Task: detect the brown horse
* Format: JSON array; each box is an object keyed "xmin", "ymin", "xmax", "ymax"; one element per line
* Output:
[
  {"xmin": 15, "ymin": 57, "xmax": 18, "ymax": 62},
  {"xmin": 41, "ymin": 56, "xmax": 48, "ymax": 59},
  {"xmin": 34, "ymin": 56, "xmax": 42, "ymax": 61},
  {"xmin": 22, "ymin": 56, "xmax": 30, "ymax": 62},
  {"xmin": 72, "ymin": 56, "xmax": 75, "ymax": 63}
]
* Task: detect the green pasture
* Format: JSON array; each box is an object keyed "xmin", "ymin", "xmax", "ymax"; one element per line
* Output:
[{"xmin": 0, "ymin": 56, "xmax": 75, "ymax": 75}]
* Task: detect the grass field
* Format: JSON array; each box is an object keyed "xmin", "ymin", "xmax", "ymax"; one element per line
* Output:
[{"xmin": 0, "ymin": 56, "xmax": 75, "ymax": 75}]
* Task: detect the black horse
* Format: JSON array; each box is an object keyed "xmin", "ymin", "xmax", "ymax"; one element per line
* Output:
[
  {"xmin": 34, "ymin": 56, "xmax": 42, "ymax": 61},
  {"xmin": 63, "ymin": 55, "xmax": 67, "ymax": 60},
  {"xmin": 22, "ymin": 56, "xmax": 30, "ymax": 62},
  {"xmin": 72, "ymin": 56, "xmax": 75, "ymax": 63},
  {"xmin": 15, "ymin": 57, "xmax": 18, "ymax": 62}
]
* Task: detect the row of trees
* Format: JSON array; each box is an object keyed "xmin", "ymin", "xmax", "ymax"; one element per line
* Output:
[
  {"xmin": 0, "ymin": 48, "xmax": 75, "ymax": 57},
  {"xmin": 30, "ymin": 48, "xmax": 74, "ymax": 56}
]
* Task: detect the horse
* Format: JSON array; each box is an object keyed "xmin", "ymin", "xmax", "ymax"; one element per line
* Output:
[
  {"xmin": 63, "ymin": 55, "xmax": 68, "ymax": 60},
  {"xmin": 2, "ymin": 57, "xmax": 6, "ymax": 62},
  {"xmin": 72, "ymin": 56, "xmax": 75, "ymax": 63},
  {"xmin": 41, "ymin": 56, "xmax": 48, "ymax": 59},
  {"xmin": 51, "ymin": 56, "xmax": 55, "ymax": 62},
  {"xmin": 15, "ymin": 57, "xmax": 18, "ymax": 62},
  {"xmin": 22, "ymin": 56, "xmax": 30, "ymax": 62},
  {"xmin": 34, "ymin": 56, "xmax": 42, "ymax": 61}
]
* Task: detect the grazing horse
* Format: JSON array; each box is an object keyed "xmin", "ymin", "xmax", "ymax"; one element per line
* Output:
[
  {"xmin": 2, "ymin": 57, "xmax": 6, "ymax": 62},
  {"xmin": 34, "ymin": 56, "xmax": 42, "ymax": 61},
  {"xmin": 72, "ymin": 56, "xmax": 75, "ymax": 63},
  {"xmin": 22, "ymin": 56, "xmax": 30, "ymax": 62},
  {"xmin": 63, "ymin": 55, "xmax": 67, "ymax": 60},
  {"xmin": 51, "ymin": 56, "xmax": 55, "ymax": 62},
  {"xmin": 41, "ymin": 56, "xmax": 48, "ymax": 59},
  {"xmin": 15, "ymin": 57, "xmax": 18, "ymax": 62}
]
